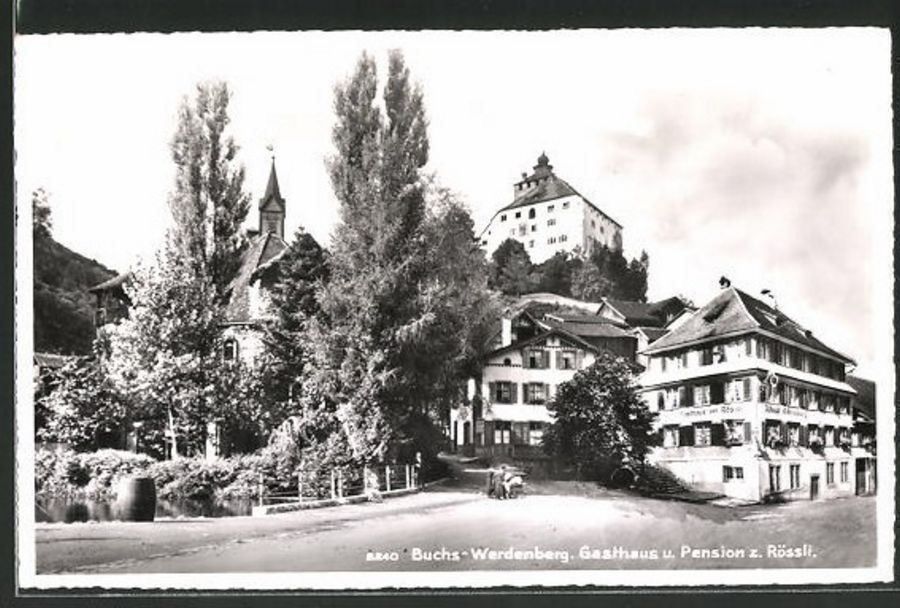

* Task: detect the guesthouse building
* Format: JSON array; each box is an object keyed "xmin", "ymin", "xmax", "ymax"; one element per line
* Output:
[{"xmin": 639, "ymin": 282, "xmax": 860, "ymax": 502}]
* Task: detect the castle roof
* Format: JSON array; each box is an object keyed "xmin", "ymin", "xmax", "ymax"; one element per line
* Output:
[{"xmin": 492, "ymin": 153, "xmax": 622, "ymax": 228}]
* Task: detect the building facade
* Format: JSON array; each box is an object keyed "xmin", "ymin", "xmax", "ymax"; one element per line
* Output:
[
  {"xmin": 449, "ymin": 296, "xmax": 638, "ymax": 461},
  {"xmin": 639, "ymin": 284, "xmax": 862, "ymax": 502},
  {"xmin": 479, "ymin": 153, "xmax": 623, "ymax": 264}
]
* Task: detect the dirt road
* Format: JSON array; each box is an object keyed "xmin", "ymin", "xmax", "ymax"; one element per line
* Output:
[{"xmin": 36, "ymin": 482, "xmax": 876, "ymax": 573}]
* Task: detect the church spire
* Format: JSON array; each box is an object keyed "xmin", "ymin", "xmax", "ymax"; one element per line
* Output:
[{"xmin": 259, "ymin": 152, "xmax": 286, "ymax": 239}]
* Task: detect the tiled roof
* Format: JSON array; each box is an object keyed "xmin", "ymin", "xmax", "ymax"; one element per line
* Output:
[
  {"xmin": 846, "ymin": 375, "xmax": 875, "ymax": 421},
  {"xmin": 603, "ymin": 299, "xmax": 659, "ymax": 326},
  {"xmin": 223, "ymin": 232, "xmax": 288, "ymax": 323},
  {"xmin": 638, "ymin": 327, "xmax": 669, "ymax": 343},
  {"xmin": 541, "ymin": 318, "xmax": 634, "ymax": 339},
  {"xmin": 644, "ymin": 287, "xmax": 854, "ymax": 363},
  {"xmin": 733, "ymin": 289, "xmax": 852, "ymax": 362},
  {"xmin": 500, "ymin": 175, "xmax": 579, "ymax": 212}
]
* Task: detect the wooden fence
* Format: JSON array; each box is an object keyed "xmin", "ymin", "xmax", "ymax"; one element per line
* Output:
[{"xmin": 257, "ymin": 463, "xmax": 421, "ymax": 507}]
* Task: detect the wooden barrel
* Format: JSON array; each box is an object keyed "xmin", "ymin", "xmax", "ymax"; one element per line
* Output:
[{"xmin": 116, "ymin": 477, "xmax": 157, "ymax": 522}]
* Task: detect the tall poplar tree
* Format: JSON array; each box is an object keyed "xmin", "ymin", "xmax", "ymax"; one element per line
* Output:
[
  {"xmin": 169, "ymin": 81, "xmax": 250, "ymax": 303},
  {"xmin": 304, "ymin": 51, "xmax": 492, "ymax": 464}
]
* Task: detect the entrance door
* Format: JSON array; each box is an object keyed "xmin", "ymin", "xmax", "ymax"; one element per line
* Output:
[
  {"xmin": 810, "ymin": 474, "xmax": 820, "ymax": 500},
  {"xmin": 855, "ymin": 459, "xmax": 865, "ymax": 495}
]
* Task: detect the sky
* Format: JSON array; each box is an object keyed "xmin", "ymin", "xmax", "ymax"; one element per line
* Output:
[{"xmin": 14, "ymin": 29, "xmax": 893, "ymax": 376}]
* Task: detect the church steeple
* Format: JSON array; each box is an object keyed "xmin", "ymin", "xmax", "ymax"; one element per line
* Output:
[{"xmin": 258, "ymin": 154, "xmax": 285, "ymax": 239}]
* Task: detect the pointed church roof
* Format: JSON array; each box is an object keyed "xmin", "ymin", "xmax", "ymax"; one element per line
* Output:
[
  {"xmin": 259, "ymin": 159, "xmax": 285, "ymax": 211},
  {"xmin": 644, "ymin": 286, "xmax": 853, "ymax": 363},
  {"xmin": 222, "ymin": 231, "xmax": 288, "ymax": 324}
]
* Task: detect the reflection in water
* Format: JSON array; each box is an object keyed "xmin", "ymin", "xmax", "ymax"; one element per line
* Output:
[{"xmin": 36, "ymin": 497, "xmax": 254, "ymax": 523}]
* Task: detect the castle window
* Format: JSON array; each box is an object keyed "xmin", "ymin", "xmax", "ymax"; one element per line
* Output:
[
  {"xmin": 548, "ymin": 237, "xmax": 556, "ymax": 244},
  {"xmin": 548, "ymin": 218, "xmax": 556, "ymax": 226},
  {"xmin": 528, "ymin": 208, "xmax": 536, "ymax": 219},
  {"xmin": 560, "ymin": 234, "xmax": 568, "ymax": 242},
  {"xmin": 222, "ymin": 338, "xmax": 239, "ymax": 363},
  {"xmin": 500, "ymin": 214, "xmax": 507, "ymax": 222},
  {"xmin": 515, "ymin": 211, "xmax": 521, "ymax": 219},
  {"xmin": 591, "ymin": 220, "xmax": 596, "ymax": 228},
  {"xmin": 528, "ymin": 240, "xmax": 534, "ymax": 248},
  {"xmin": 518, "ymin": 224, "xmax": 526, "ymax": 236},
  {"xmin": 530, "ymin": 224, "xmax": 536, "ymax": 232},
  {"xmin": 548, "ymin": 205, "xmax": 555, "ymax": 212},
  {"xmin": 563, "ymin": 201, "xmax": 570, "ymax": 209}
]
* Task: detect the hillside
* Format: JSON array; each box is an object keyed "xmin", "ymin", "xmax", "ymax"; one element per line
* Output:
[{"xmin": 33, "ymin": 234, "xmax": 117, "ymax": 355}]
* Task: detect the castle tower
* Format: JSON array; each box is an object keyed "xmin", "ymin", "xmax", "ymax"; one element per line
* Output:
[{"xmin": 259, "ymin": 158, "xmax": 285, "ymax": 239}]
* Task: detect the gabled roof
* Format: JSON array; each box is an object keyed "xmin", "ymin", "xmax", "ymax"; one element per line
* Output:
[
  {"xmin": 487, "ymin": 327, "xmax": 600, "ymax": 359},
  {"xmin": 846, "ymin": 375, "xmax": 875, "ymax": 421},
  {"xmin": 540, "ymin": 318, "xmax": 634, "ymax": 339},
  {"xmin": 644, "ymin": 287, "xmax": 854, "ymax": 363},
  {"xmin": 223, "ymin": 232, "xmax": 288, "ymax": 323},
  {"xmin": 637, "ymin": 326, "xmax": 669, "ymax": 343},
  {"xmin": 500, "ymin": 175, "xmax": 579, "ymax": 213},
  {"xmin": 601, "ymin": 296, "xmax": 687, "ymax": 328}
]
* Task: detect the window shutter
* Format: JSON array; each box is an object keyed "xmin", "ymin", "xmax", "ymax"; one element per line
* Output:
[
  {"xmin": 711, "ymin": 423, "xmax": 725, "ymax": 446},
  {"xmin": 511, "ymin": 383, "xmax": 518, "ymax": 403},
  {"xmin": 710, "ymin": 382, "xmax": 724, "ymax": 405},
  {"xmin": 799, "ymin": 425, "xmax": 808, "ymax": 447},
  {"xmin": 556, "ymin": 352, "xmax": 563, "ymax": 369},
  {"xmin": 487, "ymin": 382, "xmax": 495, "ymax": 404},
  {"xmin": 743, "ymin": 421, "xmax": 752, "ymax": 443},
  {"xmin": 678, "ymin": 426, "xmax": 691, "ymax": 447},
  {"xmin": 484, "ymin": 421, "xmax": 494, "ymax": 446},
  {"xmin": 742, "ymin": 378, "xmax": 751, "ymax": 401},
  {"xmin": 684, "ymin": 385, "xmax": 694, "ymax": 407},
  {"xmin": 780, "ymin": 422, "xmax": 789, "ymax": 445},
  {"xmin": 542, "ymin": 350, "xmax": 550, "ymax": 369},
  {"xmin": 545, "ymin": 383, "xmax": 551, "ymax": 401},
  {"xmin": 575, "ymin": 350, "xmax": 584, "ymax": 369},
  {"xmin": 686, "ymin": 425, "xmax": 695, "ymax": 447}
]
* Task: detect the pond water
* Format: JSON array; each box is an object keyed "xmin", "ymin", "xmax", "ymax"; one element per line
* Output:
[{"xmin": 36, "ymin": 496, "xmax": 255, "ymax": 523}]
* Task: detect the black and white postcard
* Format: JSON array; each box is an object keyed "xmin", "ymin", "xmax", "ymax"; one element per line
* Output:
[{"xmin": 13, "ymin": 28, "xmax": 895, "ymax": 590}]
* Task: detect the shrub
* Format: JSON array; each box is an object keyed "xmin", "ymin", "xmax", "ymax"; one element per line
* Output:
[{"xmin": 35, "ymin": 447, "xmax": 155, "ymax": 499}]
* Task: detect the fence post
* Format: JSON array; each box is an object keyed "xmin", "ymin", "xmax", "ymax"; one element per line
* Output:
[
  {"xmin": 297, "ymin": 471, "xmax": 303, "ymax": 503},
  {"xmin": 330, "ymin": 469, "xmax": 336, "ymax": 500},
  {"xmin": 414, "ymin": 465, "xmax": 419, "ymax": 488},
  {"xmin": 386, "ymin": 465, "xmax": 392, "ymax": 492},
  {"xmin": 363, "ymin": 465, "xmax": 369, "ymax": 497},
  {"xmin": 405, "ymin": 464, "xmax": 411, "ymax": 489},
  {"xmin": 258, "ymin": 472, "xmax": 264, "ymax": 507},
  {"xmin": 337, "ymin": 468, "xmax": 344, "ymax": 498}
]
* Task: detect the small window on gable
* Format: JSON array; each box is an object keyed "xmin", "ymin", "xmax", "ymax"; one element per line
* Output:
[
  {"xmin": 515, "ymin": 211, "xmax": 522, "ymax": 219},
  {"xmin": 562, "ymin": 201, "xmax": 570, "ymax": 209},
  {"xmin": 528, "ymin": 208, "xmax": 536, "ymax": 219},
  {"xmin": 223, "ymin": 338, "xmax": 238, "ymax": 362},
  {"xmin": 503, "ymin": 358, "xmax": 512, "ymax": 366},
  {"xmin": 500, "ymin": 214, "xmax": 507, "ymax": 222},
  {"xmin": 548, "ymin": 204, "xmax": 555, "ymax": 212}
]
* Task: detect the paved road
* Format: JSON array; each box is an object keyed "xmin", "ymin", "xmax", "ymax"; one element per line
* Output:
[{"xmin": 36, "ymin": 482, "xmax": 876, "ymax": 573}]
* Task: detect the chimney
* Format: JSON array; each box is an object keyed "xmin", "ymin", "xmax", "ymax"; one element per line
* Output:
[
  {"xmin": 501, "ymin": 317, "xmax": 513, "ymax": 347},
  {"xmin": 761, "ymin": 289, "xmax": 779, "ymax": 311}
]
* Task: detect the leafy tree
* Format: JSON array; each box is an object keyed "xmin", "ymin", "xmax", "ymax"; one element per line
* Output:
[
  {"xmin": 543, "ymin": 353, "xmax": 658, "ymax": 482},
  {"xmin": 32, "ymin": 188, "xmax": 53, "ymax": 240},
  {"xmin": 569, "ymin": 244, "xmax": 649, "ymax": 302},
  {"xmin": 36, "ymin": 357, "xmax": 129, "ymax": 452},
  {"xmin": 489, "ymin": 238, "xmax": 536, "ymax": 296},
  {"xmin": 534, "ymin": 251, "xmax": 576, "ymax": 296},
  {"xmin": 169, "ymin": 80, "xmax": 250, "ymax": 303},
  {"xmin": 304, "ymin": 50, "xmax": 495, "ymax": 465},
  {"xmin": 261, "ymin": 227, "xmax": 330, "ymax": 408}
]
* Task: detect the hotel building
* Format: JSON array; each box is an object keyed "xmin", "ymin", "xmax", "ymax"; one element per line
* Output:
[{"xmin": 639, "ymin": 283, "xmax": 864, "ymax": 502}]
